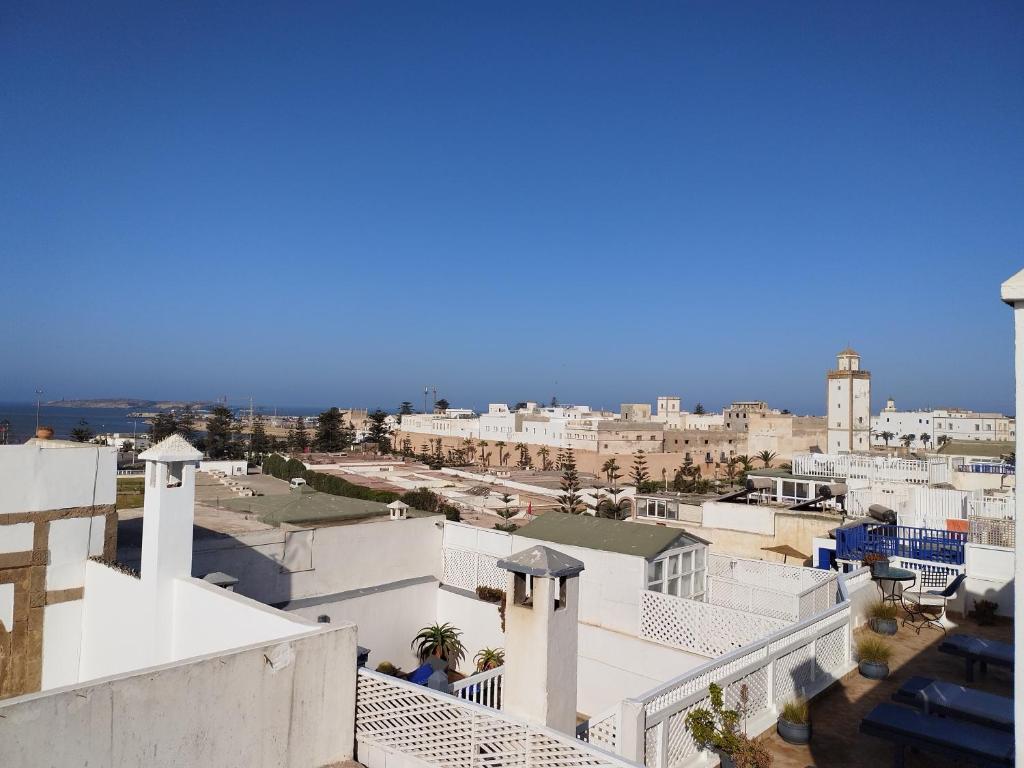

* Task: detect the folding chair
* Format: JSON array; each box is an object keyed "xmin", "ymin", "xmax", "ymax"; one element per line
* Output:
[{"xmin": 901, "ymin": 572, "xmax": 965, "ymax": 635}]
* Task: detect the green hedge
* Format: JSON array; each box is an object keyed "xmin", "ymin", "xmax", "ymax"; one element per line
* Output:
[{"xmin": 262, "ymin": 453, "xmax": 400, "ymax": 503}]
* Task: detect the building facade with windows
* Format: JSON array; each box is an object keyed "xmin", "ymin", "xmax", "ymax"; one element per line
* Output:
[
  {"xmin": 826, "ymin": 348, "xmax": 872, "ymax": 453},
  {"xmin": 871, "ymin": 397, "xmax": 1015, "ymax": 449}
]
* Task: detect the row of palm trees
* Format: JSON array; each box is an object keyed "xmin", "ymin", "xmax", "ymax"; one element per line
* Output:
[{"xmin": 871, "ymin": 431, "xmax": 952, "ymax": 449}]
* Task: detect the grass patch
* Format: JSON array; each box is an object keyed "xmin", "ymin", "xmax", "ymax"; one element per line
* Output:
[{"xmin": 117, "ymin": 477, "xmax": 145, "ymax": 509}]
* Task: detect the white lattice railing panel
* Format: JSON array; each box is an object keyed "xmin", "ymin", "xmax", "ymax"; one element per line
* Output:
[
  {"xmin": 443, "ymin": 547, "xmax": 509, "ymax": 592},
  {"xmin": 706, "ymin": 577, "xmax": 799, "ymax": 622},
  {"xmin": 578, "ymin": 706, "xmax": 618, "ymax": 753},
  {"xmin": 639, "ymin": 590, "xmax": 786, "ymax": 658},
  {"xmin": 356, "ymin": 669, "xmax": 638, "ymax": 768},
  {"xmin": 450, "ymin": 665, "xmax": 504, "ymax": 710}
]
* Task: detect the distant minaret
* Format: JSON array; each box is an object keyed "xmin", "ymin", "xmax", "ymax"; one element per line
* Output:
[{"xmin": 827, "ymin": 348, "xmax": 871, "ymax": 453}]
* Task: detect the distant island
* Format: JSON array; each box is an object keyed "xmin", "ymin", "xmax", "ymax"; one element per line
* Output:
[{"xmin": 44, "ymin": 398, "xmax": 215, "ymax": 410}]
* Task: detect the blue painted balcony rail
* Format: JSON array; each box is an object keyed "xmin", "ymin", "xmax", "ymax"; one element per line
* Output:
[
  {"xmin": 835, "ymin": 523, "xmax": 966, "ymax": 565},
  {"xmin": 955, "ymin": 462, "xmax": 1014, "ymax": 475}
]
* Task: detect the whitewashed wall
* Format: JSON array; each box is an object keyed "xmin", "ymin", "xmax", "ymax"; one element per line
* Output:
[
  {"xmin": 965, "ymin": 543, "xmax": 1015, "ymax": 617},
  {"xmin": 79, "ymin": 560, "xmax": 157, "ymax": 681},
  {"xmin": 0, "ymin": 626, "xmax": 357, "ymax": 768},
  {"xmin": 171, "ymin": 578, "xmax": 313, "ymax": 660},
  {"xmin": 0, "ymin": 443, "xmax": 116, "ymax": 513},
  {"xmin": 41, "ymin": 601, "xmax": 84, "ymax": 690},
  {"xmin": 289, "ymin": 579, "xmax": 438, "ymax": 672},
  {"xmin": 511, "ymin": 535, "xmax": 646, "ymax": 636},
  {"xmin": 701, "ymin": 501, "xmax": 774, "ymax": 535},
  {"xmin": 577, "ymin": 623, "xmax": 704, "ymax": 717},
  {"xmin": 199, "ymin": 460, "xmax": 248, "ymax": 476}
]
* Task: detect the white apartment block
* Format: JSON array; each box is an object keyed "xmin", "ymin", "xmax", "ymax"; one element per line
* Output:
[
  {"xmin": 826, "ymin": 348, "xmax": 872, "ymax": 453},
  {"xmin": 871, "ymin": 397, "xmax": 1015, "ymax": 449}
]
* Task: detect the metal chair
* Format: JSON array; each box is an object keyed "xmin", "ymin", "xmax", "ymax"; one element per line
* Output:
[{"xmin": 901, "ymin": 572, "xmax": 966, "ymax": 635}]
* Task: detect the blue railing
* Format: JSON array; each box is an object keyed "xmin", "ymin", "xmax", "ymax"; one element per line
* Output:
[
  {"xmin": 955, "ymin": 462, "xmax": 1014, "ymax": 475},
  {"xmin": 835, "ymin": 523, "xmax": 966, "ymax": 565}
]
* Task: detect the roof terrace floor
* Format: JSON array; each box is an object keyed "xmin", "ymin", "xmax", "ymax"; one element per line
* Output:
[{"xmin": 765, "ymin": 611, "xmax": 1012, "ymax": 768}]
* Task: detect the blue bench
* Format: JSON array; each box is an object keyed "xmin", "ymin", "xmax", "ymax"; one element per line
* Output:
[
  {"xmin": 938, "ymin": 634, "xmax": 1014, "ymax": 682},
  {"xmin": 860, "ymin": 702, "xmax": 1014, "ymax": 767},
  {"xmin": 893, "ymin": 676, "xmax": 1013, "ymax": 732}
]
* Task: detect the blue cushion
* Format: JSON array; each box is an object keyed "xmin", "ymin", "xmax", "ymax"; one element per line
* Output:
[{"xmin": 861, "ymin": 703, "xmax": 1014, "ymax": 764}]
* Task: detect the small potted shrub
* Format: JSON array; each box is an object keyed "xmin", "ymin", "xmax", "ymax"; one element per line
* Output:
[
  {"xmin": 375, "ymin": 661, "xmax": 405, "ymax": 678},
  {"xmin": 856, "ymin": 636, "xmax": 892, "ymax": 680},
  {"xmin": 685, "ymin": 684, "xmax": 772, "ymax": 768},
  {"xmin": 862, "ymin": 551, "xmax": 887, "ymax": 575},
  {"xmin": 868, "ymin": 600, "xmax": 898, "ymax": 636},
  {"xmin": 972, "ymin": 599, "xmax": 998, "ymax": 626},
  {"xmin": 776, "ymin": 699, "xmax": 810, "ymax": 745}
]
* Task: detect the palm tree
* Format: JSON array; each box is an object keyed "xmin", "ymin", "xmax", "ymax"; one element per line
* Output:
[
  {"xmin": 725, "ymin": 457, "xmax": 740, "ymax": 484},
  {"xmin": 601, "ymin": 458, "xmax": 622, "ymax": 484},
  {"xmin": 537, "ymin": 446, "xmax": 552, "ymax": 471},
  {"xmin": 735, "ymin": 455, "xmax": 755, "ymax": 474},
  {"xmin": 496, "ymin": 441, "xmax": 507, "ymax": 466},
  {"xmin": 514, "ymin": 442, "xmax": 530, "ymax": 468},
  {"xmin": 474, "ymin": 647, "xmax": 505, "ymax": 672},
  {"xmin": 938, "ymin": 434, "xmax": 951, "ymax": 447},
  {"xmin": 919, "ymin": 432, "xmax": 931, "ymax": 449},
  {"xmin": 463, "ymin": 437, "xmax": 476, "ymax": 464},
  {"xmin": 478, "ymin": 440, "xmax": 489, "ymax": 464},
  {"xmin": 755, "ymin": 450, "xmax": 777, "ymax": 468},
  {"xmin": 900, "ymin": 434, "xmax": 916, "ymax": 450},
  {"xmin": 411, "ymin": 622, "xmax": 466, "ymax": 666},
  {"xmin": 878, "ymin": 430, "xmax": 895, "ymax": 447}
]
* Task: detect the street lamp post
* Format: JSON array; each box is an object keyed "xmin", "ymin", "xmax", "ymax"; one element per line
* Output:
[{"xmin": 35, "ymin": 388, "xmax": 44, "ymax": 431}]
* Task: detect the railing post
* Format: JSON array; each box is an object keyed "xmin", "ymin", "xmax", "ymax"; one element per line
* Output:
[{"xmin": 618, "ymin": 699, "xmax": 647, "ymax": 765}]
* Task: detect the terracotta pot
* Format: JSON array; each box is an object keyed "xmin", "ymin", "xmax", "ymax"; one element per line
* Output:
[{"xmin": 35, "ymin": 426, "xmax": 54, "ymax": 439}]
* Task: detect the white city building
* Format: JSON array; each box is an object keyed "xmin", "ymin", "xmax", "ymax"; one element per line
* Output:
[
  {"xmin": 871, "ymin": 397, "xmax": 1015, "ymax": 449},
  {"xmin": 826, "ymin": 347, "xmax": 872, "ymax": 453}
]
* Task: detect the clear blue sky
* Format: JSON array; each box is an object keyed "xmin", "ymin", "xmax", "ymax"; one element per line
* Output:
[{"xmin": 1, "ymin": 2, "xmax": 1021, "ymax": 415}]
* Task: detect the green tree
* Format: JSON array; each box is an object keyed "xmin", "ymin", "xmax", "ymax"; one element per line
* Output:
[
  {"xmin": 411, "ymin": 622, "xmax": 466, "ymax": 666},
  {"xmin": 494, "ymin": 493, "xmax": 519, "ymax": 532},
  {"xmin": 176, "ymin": 408, "xmax": 196, "ymax": 442},
  {"xmin": 755, "ymin": 450, "xmax": 777, "ymax": 468},
  {"xmin": 693, "ymin": 403, "xmax": 706, "ymax": 415},
  {"xmin": 367, "ymin": 409, "xmax": 392, "ymax": 453},
  {"xmin": 900, "ymin": 433, "xmax": 916, "ymax": 449},
  {"xmin": 434, "ymin": 398, "xmax": 450, "ymax": 413},
  {"xmin": 206, "ymin": 405, "xmax": 240, "ymax": 459},
  {"xmin": 538, "ymin": 446, "xmax": 552, "ymax": 471},
  {"xmin": 878, "ymin": 430, "xmax": 895, "ymax": 447},
  {"xmin": 249, "ymin": 414, "xmax": 270, "ymax": 461},
  {"xmin": 919, "ymin": 432, "xmax": 931, "ymax": 448},
  {"xmin": 601, "ymin": 458, "xmax": 622, "ymax": 485},
  {"xmin": 398, "ymin": 401, "xmax": 414, "ymax": 416},
  {"xmin": 557, "ymin": 450, "xmax": 584, "ymax": 514},
  {"xmin": 938, "ymin": 434, "xmax": 951, "ymax": 447},
  {"xmin": 478, "ymin": 440, "xmax": 489, "ymax": 464},
  {"xmin": 462, "ymin": 437, "xmax": 476, "ymax": 464},
  {"xmin": 514, "ymin": 442, "xmax": 531, "ymax": 469},
  {"xmin": 69, "ymin": 419, "xmax": 94, "ymax": 443},
  {"xmin": 314, "ymin": 407, "xmax": 353, "ymax": 452},
  {"xmin": 630, "ymin": 449, "xmax": 650, "ymax": 488},
  {"xmin": 495, "ymin": 441, "xmax": 507, "ymax": 466},
  {"xmin": 293, "ymin": 417, "xmax": 310, "ymax": 452},
  {"xmin": 150, "ymin": 412, "xmax": 178, "ymax": 443}
]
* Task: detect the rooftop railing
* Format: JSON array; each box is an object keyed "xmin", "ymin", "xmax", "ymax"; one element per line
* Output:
[
  {"xmin": 792, "ymin": 453, "xmax": 950, "ymax": 485},
  {"xmin": 834, "ymin": 523, "xmax": 966, "ymax": 565}
]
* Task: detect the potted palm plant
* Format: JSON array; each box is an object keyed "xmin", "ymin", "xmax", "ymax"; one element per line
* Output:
[
  {"xmin": 411, "ymin": 622, "xmax": 467, "ymax": 669},
  {"xmin": 856, "ymin": 636, "xmax": 892, "ymax": 679},
  {"xmin": 776, "ymin": 699, "xmax": 810, "ymax": 745},
  {"xmin": 868, "ymin": 601, "xmax": 899, "ymax": 636},
  {"xmin": 685, "ymin": 684, "xmax": 772, "ymax": 768},
  {"xmin": 474, "ymin": 647, "xmax": 505, "ymax": 672}
]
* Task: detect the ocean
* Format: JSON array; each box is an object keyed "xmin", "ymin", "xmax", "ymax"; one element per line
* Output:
[{"xmin": 0, "ymin": 402, "xmax": 329, "ymax": 444}]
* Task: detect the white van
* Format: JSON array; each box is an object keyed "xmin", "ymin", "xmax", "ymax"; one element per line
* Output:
[{"xmin": 289, "ymin": 477, "xmax": 307, "ymax": 489}]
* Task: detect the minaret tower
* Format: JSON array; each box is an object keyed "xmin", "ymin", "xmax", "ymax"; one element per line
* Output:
[{"xmin": 826, "ymin": 348, "xmax": 871, "ymax": 453}]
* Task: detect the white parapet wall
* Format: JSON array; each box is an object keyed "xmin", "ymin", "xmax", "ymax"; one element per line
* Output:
[
  {"xmin": 700, "ymin": 500, "xmax": 775, "ymax": 535},
  {"xmin": 0, "ymin": 442, "xmax": 116, "ymax": 514},
  {"xmin": 965, "ymin": 542, "xmax": 1015, "ymax": 617},
  {"xmin": 0, "ymin": 624, "xmax": 357, "ymax": 768},
  {"xmin": 199, "ymin": 459, "xmax": 248, "ymax": 476}
]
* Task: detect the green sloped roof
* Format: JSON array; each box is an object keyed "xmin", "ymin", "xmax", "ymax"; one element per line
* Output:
[
  {"xmin": 515, "ymin": 511, "xmax": 702, "ymax": 559},
  {"xmin": 219, "ymin": 490, "xmax": 427, "ymax": 527},
  {"xmin": 937, "ymin": 440, "xmax": 1014, "ymax": 459}
]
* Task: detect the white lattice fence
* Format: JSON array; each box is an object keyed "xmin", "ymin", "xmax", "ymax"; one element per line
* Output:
[
  {"xmin": 706, "ymin": 577, "xmax": 799, "ymax": 622},
  {"xmin": 639, "ymin": 590, "xmax": 787, "ymax": 658},
  {"xmin": 578, "ymin": 706, "xmax": 619, "ymax": 753},
  {"xmin": 443, "ymin": 547, "xmax": 508, "ymax": 592},
  {"xmin": 356, "ymin": 669, "xmax": 638, "ymax": 768},
  {"xmin": 636, "ymin": 603, "xmax": 853, "ymax": 768}
]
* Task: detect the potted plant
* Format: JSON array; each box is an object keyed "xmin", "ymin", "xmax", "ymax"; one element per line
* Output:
[
  {"xmin": 685, "ymin": 684, "xmax": 772, "ymax": 768},
  {"xmin": 862, "ymin": 551, "xmax": 887, "ymax": 575},
  {"xmin": 972, "ymin": 599, "xmax": 998, "ymax": 626},
  {"xmin": 411, "ymin": 622, "xmax": 467, "ymax": 669},
  {"xmin": 856, "ymin": 636, "xmax": 892, "ymax": 679},
  {"xmin": 474, "ymin": 647, "xmax": 505, "ymax": 672},
  {"xmin": 776, "ymin": 699, "xmax": 810, "ymax": 745},
  {"xmin": 868, "ymin": 600, "xmax": 899, "ymax": 636}
]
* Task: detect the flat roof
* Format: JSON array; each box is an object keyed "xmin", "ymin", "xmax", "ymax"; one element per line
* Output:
[
  {"xmin": 219, "ymin": 489, "xmax": 429, "ymax": 527},
  {"xmin": 515, "ymin": 511, "xmax": 704, "ymax": 559},
  {"xmin": 937, "ymin": 440, "xmax": 1014, "ymax": 459},
  {"xmin": 747, "ymin": 468, "xmax": 838, "ymax": 482}
]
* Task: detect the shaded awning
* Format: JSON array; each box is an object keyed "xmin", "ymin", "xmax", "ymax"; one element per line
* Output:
[{"xmin": 760, "ymin": 544, "xmax": 809, "ymax": 563}]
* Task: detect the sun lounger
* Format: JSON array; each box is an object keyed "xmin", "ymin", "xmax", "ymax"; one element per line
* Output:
[
  {"xmin": 892, "ymin": 676, "xmax": 1013, "ymax": 732},
  {"xmin": 860, "ymin": 702, "xmax": 1014, "ymax": 767},
  {"xmin": 938, "ymin": 634, "xmax": 1014, "ymax": 682}
]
